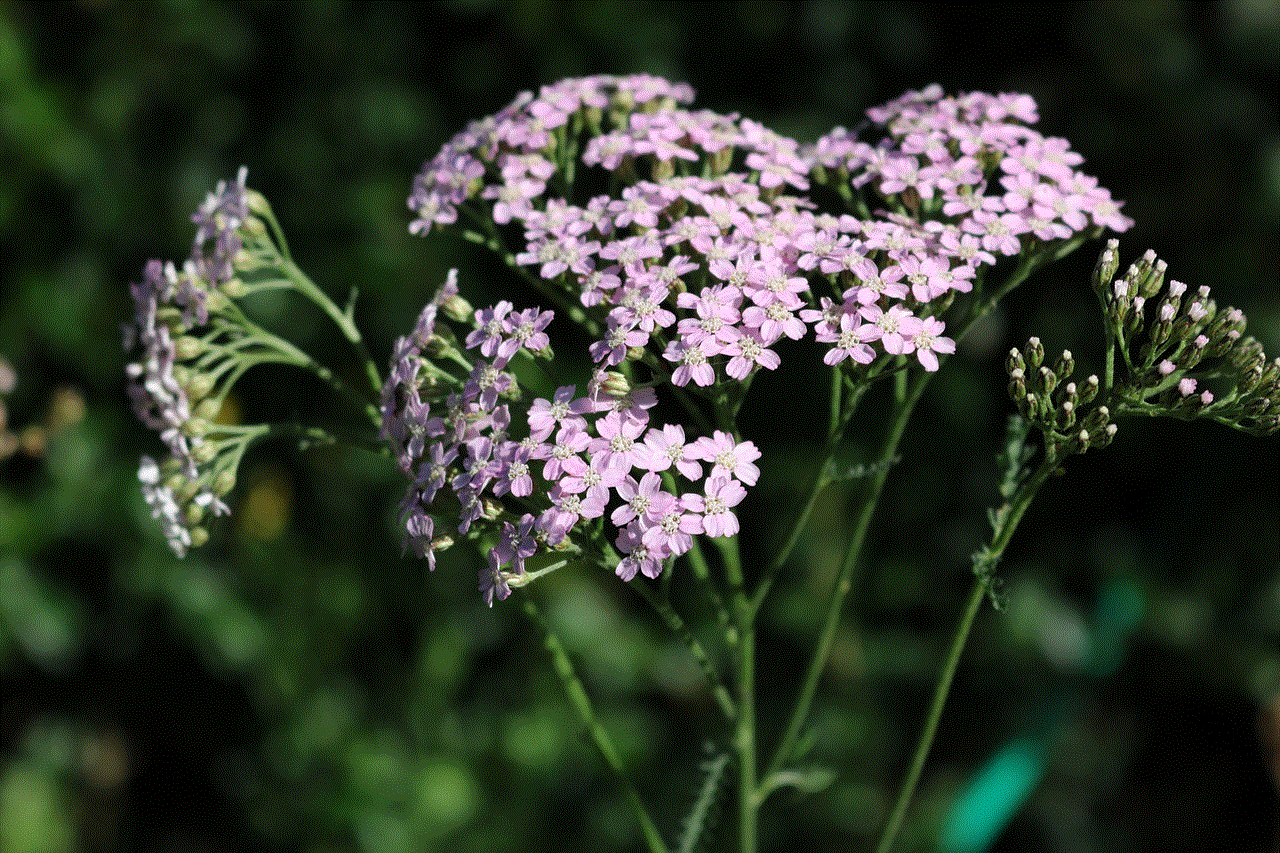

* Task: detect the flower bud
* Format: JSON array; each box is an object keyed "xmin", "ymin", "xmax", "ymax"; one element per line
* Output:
[
  {"xmin": 173, "ymin": 336, "xmax": 203, "ymax": 360},
  {"xmin": 1006, "ymin": 348, "xmax": 1025, "ymax": 376},
  {"xmin": 1038, "ymin": 365, "xmax": 1057, "ymax": 397},
  {"xmin": 194, "ymin": 399, "xmax": 221, "ymax": 422},
  {"xmin": 441, "ymin": 293, "xmax": 474, "ymax": 324},
  {"xmin": 188, "ymin": 527, "xmax": 209, "ymax": 548},
  {"xmin": 1057, "ymin": 399, "xmax": 1076, "ymax": 429},
  {"xmin": 596, "ymin": 371, "xmax": 631, "ymax": 398},
  {"xmin": 1024, "ymin": 337, "xmax": 1044, "ymax": 371},
  {"xmin": 184, "ymin": 371, "xmax": 216, "ymax": 402},
  {"xmin": 184, "ymin": 501, "xmax": 205, "ymax": 526},
  {"xmin": 1054, "ymin": 350, "xmax": 1074, "ymax": 382},
  {"xmin": 1078, "ymin": 375, "xmax": 1100, "ymax": 407},
  {"xmin": 1093, "ymin": 423, "xmax": 1118, "ymax": 448},
  {"xmin": 1126, "ymin": 297, "xmax": 1146, "ymax": 337},
  {"xmin": 213, "ymin": 470, "xmax": 236, "ymax": 496},
  {"xmin": 1082, "ymin": 405, "xmax": 1110, "ymax": 434},
  {"xmin": 1141, "ymin": 258, "xmax": 1168, "ymax": 300},
  {"xmin": 221, "ymin": 277, "xmax": 249, "ymax": 299},
  {"xmin": 1007, "ymin": 368, "xmax": 1027, "ymax": 403},
  {"xmin": 651, "ymin": 158, "xmax": 675, "ymax": 181},
  {"xmin": 431, "ymin": 534, "xmax": 455, "ymax": 552},
  {"xmin": 1092, "ymin": 240, "xmax": 1120, "ymax": 300}
]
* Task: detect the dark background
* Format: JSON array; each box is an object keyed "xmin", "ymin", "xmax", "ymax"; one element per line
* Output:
[{"xmin": 0, "ymin": 2, "xmax": 1277, "ymax": 851}]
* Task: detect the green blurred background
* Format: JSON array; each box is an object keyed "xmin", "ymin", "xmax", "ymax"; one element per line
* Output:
[{"xmin": 0, "ymin": 2, "xmax": 1277, "ymax": 851}]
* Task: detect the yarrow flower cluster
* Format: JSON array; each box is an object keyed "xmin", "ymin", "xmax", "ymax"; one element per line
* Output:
[
  {"xmin": 1090, "ymin": 239, "xmax": 1279, "ymax": 433},
  {"xmin": 123, "ymin": 171, "xmax": 254, "ymax": 554},
  {"xmin": 124, "ymin": 168, "xmax": 365, "ymax": 555},
  {"xmin": 381, "ymin": 270, "xmax": 763, "ymax": 604},
  {"xmin": 409, "ymin": 77, "xmax": 1131, "ymax": 398},
  {"xmin": 388, "ymin": 74, "xmax": 1148, "ymax": 601}
]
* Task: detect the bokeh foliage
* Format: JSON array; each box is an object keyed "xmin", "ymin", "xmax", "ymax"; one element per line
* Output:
[{"xmin": 0, "ymin": 2, "xmax": 1276, "ymax": 851}]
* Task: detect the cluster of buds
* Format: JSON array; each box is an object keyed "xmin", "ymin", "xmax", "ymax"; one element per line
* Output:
[
  {"xmin": 1006, "ymin": 337, "xmax": 1115, "ymax": 461},
  {"xmin": 1091, "ymin": 239, "xmax": 1279, "ymax": 435}
]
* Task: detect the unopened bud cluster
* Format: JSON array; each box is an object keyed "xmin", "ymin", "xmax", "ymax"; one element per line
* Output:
[
  {"xmin": 1007, "ymin": 339, "xmax": 1115, "ymax": 461},
  {"xmin": 1092, "ymin": 239, "xmax": 1279, "ymax": 435}
]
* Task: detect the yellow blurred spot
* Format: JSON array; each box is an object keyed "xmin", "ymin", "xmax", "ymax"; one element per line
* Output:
[{"xmin": 238, "ymin": 463, "xmax": 293, "ymax": 542}]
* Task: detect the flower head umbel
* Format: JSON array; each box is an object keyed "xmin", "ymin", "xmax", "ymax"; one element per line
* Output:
[
  {"xmin": 397, "ymin": 75, "xmax": 1138, "ymax": 602},
  {"xmin": 127, "ymin": 168, "xmax": 383, "ymax": 555},
  {"xmin": 381, "ymin": 268, "xmax": 762, "ymax": 605}
]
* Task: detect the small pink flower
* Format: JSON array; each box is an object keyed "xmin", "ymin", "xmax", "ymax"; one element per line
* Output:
[{"xmin": 691, "ymin": 431, "xmax": 761, "ymax": 486}]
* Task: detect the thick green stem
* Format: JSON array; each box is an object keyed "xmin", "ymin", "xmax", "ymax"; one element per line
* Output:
[{"xmin": 520, "ymin": 594, "xmax": 669, "ymax": 853}]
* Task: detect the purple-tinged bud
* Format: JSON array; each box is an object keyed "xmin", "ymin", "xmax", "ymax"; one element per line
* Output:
[
  {"xmin": 1137, "ymin": 254, "xmax": 1167, "ymax": 300},
  {"xmin": 1126, "ymin": 297, "xmax": 1146, "ymax": 337}
]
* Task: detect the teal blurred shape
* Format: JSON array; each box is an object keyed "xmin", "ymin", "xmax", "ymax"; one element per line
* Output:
[
  {"xmin": 937, "ymin": 729, "xmax": 1051, "ymax": 853},
  {"xmin": 938, "ymin": 577, "xmax": 1146, "ymax": 852}
]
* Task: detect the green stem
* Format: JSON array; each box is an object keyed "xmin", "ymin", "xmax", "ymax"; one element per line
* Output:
[
  {"xmin": 765, "ymin": 370, "xmax": 928, "ymax": 781},
  {"xmin": 750, "ymin": 378, "xmax": 867, "ymax": 615},
  {"xmin": 873, "ymin": 574, "xmax": 987, "ymax": 853},
  {"xmin": 250, "ymin": 322, "xmax": 383, "ymax": 429},
  {"xmin": 628, "ymin": 579, "xmax": 737, "ymax": 724},
  {"xmin": 282, "ymin": 259, "xmax": 384, "ymax": 396},
  {"xmin": 874, "ymin": 461, "xmax": 1053, "ymax": 853},
  {"xmin": 520, "ymin": 594, "xmax": 669, "ymax": 853}
]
